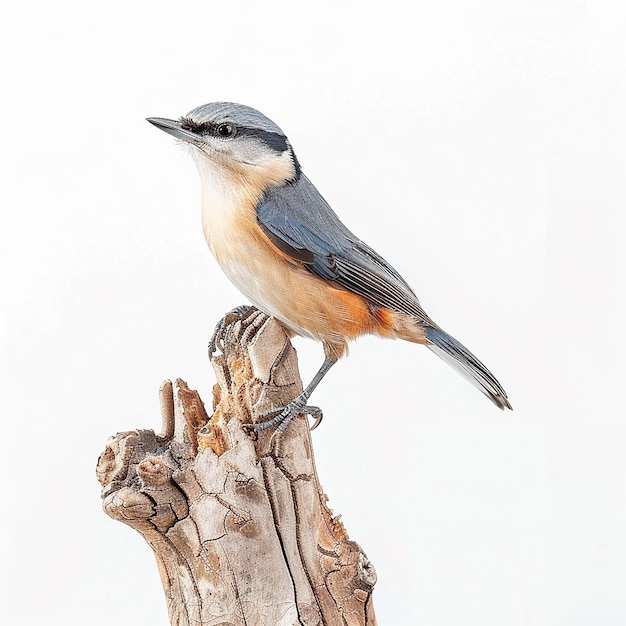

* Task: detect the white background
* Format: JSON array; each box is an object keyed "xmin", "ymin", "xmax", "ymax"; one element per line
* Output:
[{"xmin": 1, "ymin": 1, "xmax": 625, "ymax": 624}]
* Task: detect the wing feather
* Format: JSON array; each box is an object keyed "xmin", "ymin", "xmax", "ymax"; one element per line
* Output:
[{"xmin": 256, "ymin": 176, "xmax": 433, "ymax": 324}]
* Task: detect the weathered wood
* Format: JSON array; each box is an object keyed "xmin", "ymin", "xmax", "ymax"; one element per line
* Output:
[{"xmin": 97, "ymin": 308, "xmax": 377, "ymax": 625}]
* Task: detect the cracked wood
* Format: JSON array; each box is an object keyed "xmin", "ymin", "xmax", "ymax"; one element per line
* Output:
[{"xmin": 97, "ymin": 308, "xmax": 377, "ymax": 626}]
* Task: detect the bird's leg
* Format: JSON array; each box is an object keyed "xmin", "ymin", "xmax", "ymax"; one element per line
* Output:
[{"xmin": 254, "ymin": 356, "xmax": 336, "ymax": 433}]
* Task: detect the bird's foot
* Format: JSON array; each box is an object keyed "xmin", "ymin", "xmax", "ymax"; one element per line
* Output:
[
  {"xmin": 208, "ymin": 305, "xmax": 256, "ymax": 358},
  {"xmin": 252, "ymin": 394, "xmax": 324, "ymax": 434}
]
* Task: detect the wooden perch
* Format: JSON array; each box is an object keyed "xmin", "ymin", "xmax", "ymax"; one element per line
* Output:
[{"xmin": 96, "ymin": 307, "xmax": 377, "ymax": 625}]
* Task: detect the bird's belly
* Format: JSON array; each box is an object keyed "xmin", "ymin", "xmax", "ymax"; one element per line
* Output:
[
  {"xmin": 218, "ymin": 255, "xmax": 308, "ymax": 332},
  {"xmin": 216, "ymin": 247, "xmax": 341, "ymax": 341},
  {"xmin": 209, "ymin": 229, "xmax": 382, "ymax": 349}
]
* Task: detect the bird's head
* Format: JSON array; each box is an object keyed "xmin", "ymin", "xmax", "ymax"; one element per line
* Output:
[{"xmin": 148, "ymin": 102, "xmax": 301, "ymax": 193}]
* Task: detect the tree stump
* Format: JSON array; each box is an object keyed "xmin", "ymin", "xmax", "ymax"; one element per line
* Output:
[{"xmin": 96, "ymin": 308, "xmax": 377, "ymax": 625}]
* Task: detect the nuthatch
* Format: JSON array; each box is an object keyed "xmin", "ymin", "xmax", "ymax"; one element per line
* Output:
[{"xmin": 147, "ymin": 102, "xmax": 511, "ymax": 430}]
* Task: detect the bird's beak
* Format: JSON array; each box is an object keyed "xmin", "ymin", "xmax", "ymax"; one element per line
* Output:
[{"xmin": 146, "ymin": 117, "xmax": 198, "ymax": 142}]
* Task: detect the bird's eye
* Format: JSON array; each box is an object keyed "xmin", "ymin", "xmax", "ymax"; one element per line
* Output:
[{"xmin": 216, "ymin": 123, "xmax": 236, "ymax": 138}]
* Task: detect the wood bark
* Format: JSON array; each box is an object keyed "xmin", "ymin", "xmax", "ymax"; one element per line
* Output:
[{"xmin": 96, "ymin": 308, "xmax": 377, "ymax": 626}]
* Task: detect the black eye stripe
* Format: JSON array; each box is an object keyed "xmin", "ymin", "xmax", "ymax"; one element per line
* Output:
[
  {"xmin": 180, "ymin": 118, "xmax": 235, "ymax": 138},
  {"xmin": 236, "ymin": 127, "xmax": 289, "ymax": 152},
  {"xmin": 180, "ymin": 117, "xmax": 212, "ymax": 134},
  {"xmin": 179, "ymin": 118, "xmax": 289, "ymax": 152}
]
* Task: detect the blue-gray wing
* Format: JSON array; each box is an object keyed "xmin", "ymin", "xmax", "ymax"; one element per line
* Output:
[{"xmin": 257, "ymin": 175, "xmax": 432, "ymax": 324}]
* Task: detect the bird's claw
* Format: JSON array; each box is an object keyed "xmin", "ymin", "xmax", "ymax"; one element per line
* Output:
[
  {"xmin": 208, "ymin": 305, "xmax": 256, "ymax": 358},
  {"xmin": 253, "ymin": 399, "xmax": 323, "ymax": 433}
]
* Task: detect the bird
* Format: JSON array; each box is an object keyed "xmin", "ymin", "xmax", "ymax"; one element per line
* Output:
[{"xmin": 147, "ymin": 102, "xmax": 511, "ymax": 431}]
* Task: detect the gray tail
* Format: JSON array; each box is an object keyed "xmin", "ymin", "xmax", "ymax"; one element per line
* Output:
[{"xmin": 425, "ymin": 327, "xmax": 512, "ymax": 410}]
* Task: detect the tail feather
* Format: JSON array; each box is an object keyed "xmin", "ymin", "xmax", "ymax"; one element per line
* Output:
[{"xmin": 425, "ymin": 327, "xmax": 512, "ymax": 410}]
